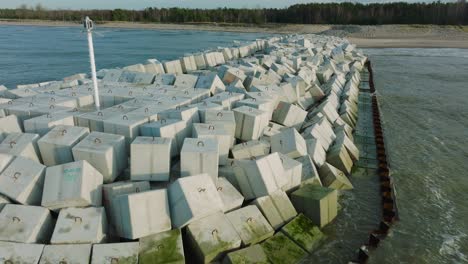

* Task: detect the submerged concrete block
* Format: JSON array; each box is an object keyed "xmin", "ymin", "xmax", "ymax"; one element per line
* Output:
[
  {"xmin": 0, "ymin": 132, "xmax": 41, "ymax": 163},
  {"xmin": 38, "ymin": 125, "xmax": 89, "ymax": 166},
  {"xmin": 0, "ymin": 156, "xmax": 45, "ymax": 205},
  {"xmin": 233, "ymin": 106, "xmax": 269, "ymax": 141},
  {"xmin": 290, "ymin": 185, "xmax": 338, "ymax": 228},
  {"xmin": 260, "ymin": 232, "xmax": 307, "ymax": 264},
  {"xmin": 72, "ymin": 131, "xmax": 127, "ymax": 183},
  {"xmin": 40, "ymin": 244, "xmax": 92, "ymax": 264},
  {"xmin": 50, "ymin": 207, "xmax": 107, "ymax": 244},
  {"xmin": 41, "ymin": 160, "xmax": 103, "ymax": 211},
  {"xmin": 181, "ymin": 138, "xmax": 219, "ymax": 183},
  {"xmin": 222, "ymin": 244, "xmax": 269, "ymax": 264},
  {"xmin": 226, "ymin": 205, "xmax": 274, "ymax": 246},
  {"xmin": 186, "ymin": 212, "xmax": 242, "ymax": 263},
  {"xmin": 0, "ymin": 204, "xmax": 52, "ymax": 243},
  {"xmin": 251, "ymin": 189, "xmax": 297, "ymax": 230},
  {"xmin": 318, "ymin": 162, "xmax": 353, "ymax": 190},
  {"xmin": 271, "ymin": 127, "xmax": 307, "ymax": 159},
  {"xmin": 113, "ymin": 189, "xmax": 171, "ymax": 239},
  {"xmin": 92, "ymin": 242, "xmax": 139, "ymax": 264},
  {"xmin": 130, "ymin": 137, "xmax": 172, "ymax": 181},
  {"xmin": 280, "ymin": 213, "xmax": 325, "ymax": 253},
  {"xmin": 0, "ymin": 242, "xmax": 44, "ymax": 264},
  {"xmin": 168, "ymin": 173, "xmax": 224, "ymax": 228},
  {"xmin": 217, "ymin": 177, "xmax": 244, "ymax": 213},
  {"xmin": 139, "ymin": 229, "xmax": 185, "ymax": 264}
]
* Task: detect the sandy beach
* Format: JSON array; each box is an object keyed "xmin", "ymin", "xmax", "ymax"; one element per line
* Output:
[{"xmin": 1, "ymin": 19, "xmax": 468, "ymax": 48}]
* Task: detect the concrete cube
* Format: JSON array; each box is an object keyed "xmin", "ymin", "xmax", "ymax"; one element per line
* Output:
[
  {"xmin": 139, "ymin": 229, "xmax": 185, "ymax": 264},
  {"xmin": 72, "ymin": 131, "xmax": 127, "ymax": 183},
  {"xmin": 40, "ymin": 244, "xmax": 92, "ymax": 264},
  {"xmin": 113, "ymin": 189, "xmax": 171, "ymax": 239},
  {"xmin": 326, "ymin": 142, "xmax": 353, "ymax": 174},
  {"xmin": 0, "ymin": 153, "xmax": 15, "ymax": 174},
  {"xmin": 91, "ymin": 242, "xmax": 139, "ymax": 264},
  {"xmin": 204, "ymin": 110, "xmax": 236, "ymax": 140},
  {"xmin": 231, "ymin": 140, "xmax": 269, "ymax": 160},
  {"xmin": 0, "ymin": 132, "xmax": 41, "ymax": 162},
  {"xmin": 233, "ymin": 106, "xmax": 269, "ymax": 141},
  {"xmin": 277, "ymin": 153, "xmax": 303, "ymax": 193},
  {"xmin": 295, "ymin": 156, "xmax": 322, "ymax": 186},
  {"xmin": 140, "ymin": 119, "xmax": 188, "ymax": 157},
  {"xmin": 196, "ymin": 73, "xmax": 226, "ymax": 95},
  {"xmin": 0, "ymin": 115, "xmax": 22, "ymax": 134},
  {"xmin": 290, "ymin": 185, "xmax": 338, "ymax": 228},
  {"xmin": 0, "ymin": 242, "xmax": 44, "ymax": 264},
  {"xmin": 103, "ymin": 113, "xmax": 149, "ymax": 149},
  {"xmin": 180, "ymin": 55, "xmax": 197, "ymax": 73},
  {"xmin": 318, "ymin": 162, "xmax": 353, "ymax": 190},
  {"xmin": 181, "ymin": 138, "xmax": 219, "ymax": 183},
  {"xmin": 271, "ymin": 127, "xmax": 307, "ymax": 159},
  {"xmin": 222, "ymin": 244, "xmax": 268, "ymax": 264},
  {"xmin": 50, "ymin": 207, "xmax": 107, "ymax": 244},
  {"xmin": 0, "ymin": 194, "xmax": 10, "ymax": 211},
  {"xmin": 186, "ymin": 212, "xmax": 242, "ymax": 263},
  {"xmin": 192, "ymin": 123, "xmax": 231, "ymax": 165},
  {"xmin": 38, "ymin": 125, "xmax": 89, "ymax": 166},
  {"xmin": 280, "ymin": 214, "xmax": 325, "ymax": 253},
  {"xmin": 41, "ymin": 160, "xmax": 103, "ymax": 211},
  {"xmin": 24, "ymin": 112, "xmax": 75, "ymax": 136},
  {"xmin": 260, "ymin": 232, "xmax": 307, "ymax": 264},
  {"xmin": 226, "ymin": 205, "xmax": 274, "ymax": 246},
  {"xmin": 216, "ymin": 177, "xmax": 244, "ymax": 213},
  {"xmin": 305, "ymin": 138, "xmax": 327, "ymax": 167},
  {"xmin": 168, "ymin": 174, "xmax": 224, "ymax": 228},
  {"xmin": 130, "ymin": 137, "xmax": 172, "ymax": 181},
  {"xmin": 0, "ymin": 204, "xmax": 53, "ymax": 243},
  {"xmin": 251, "ymin": 189, "xmax": 297, "ymax": 230},
  {"xmin": 205, "ymin": 92, "xmax": 245, "ymax": 110},
  {"xmin": 163, "ymin": 60, "xmax": 183, "ymax": 75},
  {"xmin": 272, "ymin": 101, "xmax": 307, "ymax": 130}
]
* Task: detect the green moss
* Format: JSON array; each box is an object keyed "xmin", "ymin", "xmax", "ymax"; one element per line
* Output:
[
  {"xmin": 139, "ymin": 229, "xmax": 184, "ymax": 264},
  {"xmin": 292, "ymin": 185, "xmax": 334, "ymax": 200},
  {"xmin": 260, "ymin": 233, "xmax": 307, "ymax": 264},
  {"xmin": 198, "ymin": 237, "xmax": 234, "ymax": 262},
  {"xmin": 281, "ymin": 214, "xmax": 325, "ymax": 253},
  {"xmin": 111, "ymin": 254, "xmax": 138, "ymax": 264},
  {"xmin": 227, "ymin": 245, "xmax": 269, "ymax": 264}
]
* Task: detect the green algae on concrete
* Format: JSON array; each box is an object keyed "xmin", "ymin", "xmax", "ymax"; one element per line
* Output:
[
  {"xmin": 139, "ymin": 229, "xmax": 185, "ymax": 264},
  {"xmin": 226, "ymin": 205, "xmax": 274, "ymax": 246},
  {"xmin": 280, "ymin": 213, "xmax": 325, "ymax": 253},
  {"xmin": 290, "ymin": 184, "xmax": 338, "ymax": 228},
  {"xmin": 260, "ymin": 232, "xmax": 307, "ymax": 264},
  {"xmin": 222, "ymin": 244, "xmax": 269, "ymax": 264},
  {"xmin": 251, "ymin": 189, "xmax": 297, "ymax": 230}
]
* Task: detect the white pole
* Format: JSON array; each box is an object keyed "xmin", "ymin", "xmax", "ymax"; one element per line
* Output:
[{"xmin": 85, "ymin": 17, "xmax": 100, "ymax": 110}]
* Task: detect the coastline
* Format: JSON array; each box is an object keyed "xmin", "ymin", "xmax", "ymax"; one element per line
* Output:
[{"xmin": 1, "ymin": 19, "xmax": 468, "ymax": 48}]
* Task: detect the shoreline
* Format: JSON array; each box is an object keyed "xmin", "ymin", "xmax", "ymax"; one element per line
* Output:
[{"xmin": 1, "ymin": 19, "xmax": 468, "ymax": 48}]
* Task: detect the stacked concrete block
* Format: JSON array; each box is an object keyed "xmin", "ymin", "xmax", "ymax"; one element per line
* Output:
[
  {"xmin": 139, "ymin": 229, "xmax": 185, "ymax": 264},
  {"xmin": 0, "ymin": 115, "xmax": 22, "ymax": 135},
  {"xmin": 271, "ymin": 127, "xmax": 307, "ymax": 159},
  {"xmin": 192, "ymin": 123, "xmax": 231, "ymax": 165},
  {"xmin": 0, "ymin": 194, "xmax": 10, "ymax": 211},
  {"xmin": 91, "ymin": 242, "xmax": 139, "ymax": 264},
  {"xmin": 193, "ymin": 53, "xmax": 208, "ymax": 70},
  {"xmin": 41, "ymin": 160, "xmax": 103, "ymax": 210},
  {"xmin": 206, "ymin": 92, "xmax": 245, "ymax": 110},
  {"xmin": 191, "ymin": 101, "xmax": 224, "ymax": 122},
  {"xmin": 223, "ymin": 68, "xmax": 247, "ymax": 84},
  {"xmin": 223, "ymin": 244, "xmax": 269, "ymax": 264},
  {"xmin": 226, "ymin": 205, "xmax": 274, "ymax": 246},
  {"xmin": 334, "ymin": 129, "xmax": 359, "ymax": 161},
  {"xmin": 296, "ymin": 155, "xmax": 322, "ymax": 186},
  {"xmin": 163, "ymin": 60, "xmax": 184, "ymax": 75},
  {"xmin": 326, "ymin": 142, "xmax": 353, "ymax": 174},
  {"xmin": 231, "ymin": 140, "xmax": 269, "ymax": 160},
  {"xmin": 50, "ymin": 207, "xmax": 107, "ymax": 244},
  {"xmin": 174, "ymin": 74, "xmax": 198, "ymax": 88},
  {"xmin": 233, "ymin": 106, "xmax": 269, "ymax": 141},
  {"xmin": 186, "ymin": 212, "xmax": 242, "ymax": 263},
  {"xmin": 277, "ymin": 153, "xmax": 303, "ymax": 193},
  {"xmin": 235, "ymin": 97, "xmax": 275, "ymax": 119},
  {"xmin": 103, "ymin": 113, "xmax": 149, "ymax": 149},
  {"xmin": 140, "ymin": 119, "xmax": 188, "ymax": 157},
  {"xmin": 0, "ymin": 132, "xmax": 41, "ymax": 162},
  {"xmin": 168, "ymin": 174, "xmax": 224, "ymax": 228},
  {"xmin": 204, "ymin": 110, "xmax": 236, "ymax": 140},
  {"xmin": 159, "ymin": 105, "xmax": 200, "ymax": 126},
  {"xmin": 72, "ymin": 131, "xmax": 127, "ymax": 183},
  {"xmin": 40, "ymin": 244, "xmax": 92, "ymax": 264},
  {"xmin": 130, "ymin": 137, "xmax": 172, "ymax": 181},
  {"xmin": 290, "ymin": 185, "xmax": 338, "ymax": 228},
  {"xmin": 216, "ymin": 177, "xmax": 244, "ymax": 213},
  {"xmin": 218, "ymin": 160, "xmax": 241, "ymax": 191},
  {"xmin": 272, "ymin": 101, "xmax": 307, "ymax": 130},
  {"xmin": 280, "ymin": 213, "xmax": 325, "ymax": 253},
  {"xmin": 0, "ymin": 242, "xmax": 44, "ymax": 264},
  {"xmin": 38, "ymin": 125, "xmax": 89, "ymax": 166},
  {"xmin": 233, "ymin": 153, "xmax": 286, "ymax": 200},
  {"xmin": 180, "ymin": 138, "xmax": 219, "ymax": 183},
  {"xmin": 319, "ymin": 162, "xmax": 353, "ymax": 190},
  {"xmin": 0, "ymin": 156, "xmax": 45, "ymax": 205},
  {"xmin": 305, "ymin": 138, "xmax": 327, "ymax": 167},
  {"xmin": 180, "ymin": 55, "xmax": 197, "ymax": 73},
  {"xmin": 260, "ymin": 232, "xmax": 307, "ymax": 264},
  {"xmin": 112, "ymin": 189, "xmax": 171, "ymax": 239},
  {"xmin": 0, "ymin": 204, "xmax": 53, "ymax": 243},
  {"xmin": 251, "ymin": 189, "xmax": 297, "ymax": 230}
]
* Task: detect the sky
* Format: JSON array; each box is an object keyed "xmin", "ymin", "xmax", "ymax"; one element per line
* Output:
[{"xmin": 0, "ymin": 0, "xmax": 455, "ymax": 10}]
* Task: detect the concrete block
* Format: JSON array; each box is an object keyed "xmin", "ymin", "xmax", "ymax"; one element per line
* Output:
[
  {"xmin": 174, "ymin": 74, "xmax": 198, "ymax": 89},
  {"xmin": 0, "ymin": 115, "xmax": 22, "ymax": 134},
  {"xmin": 305, "ymin": 138, "xmax": 327, "ymax": 167},
  {"xmin": 251, "ymin": 189, "xmax": 297, "ymax": 230},
  {"xmin": 260, "ymin": 232, "xmax": 307, "ymax": 264},
  {"xmin": 191, "ymin": 101, "xmax": 224, "ymax": 122},
  {"xmin": 113, "ymin": 189, "xmax": 171, "ymax": 239},
  {"xmin": 0, "ymin": 242, "xmax": 44, "ymax": 264},
  {"xmin": 193, "ymin": 123, "xmax": 231, "ymax": 165},
  {"xmin": 0, "ymin": 194, "xmax": 10, "ymax": 211},
  {"xmin": 72, "ymin": 131, "xmax": 127, "ymax": 183},
  {"xmin": 0, "ymin": 156, "xmax": 45, "ymax": 205},
  {"xmin": 103, "ymin": 113, "xmax": 149, "ymax": 149},
  {"xmin": 180, "ymin": 55, "xmax": 197, "ymax": 73},
  {"xmin": 0, "ymin": 204, "xmax": 52, "ymax": 243},
  {"xmin": 290, "ymin": 185, "xmax": 338, "ymax": 228},
  {"xmin": 280, "ymin": 213, "xmax": 325, "ymax": 253},
  {"xmin": 204, "ymin": 110, "xmax": 236, "ymax": 140},
  {"xmin": 272, "ymin": 101, "xmax": 307, "ymax": 130},
  {"xmin": 295, "ymin": 156, "xmax": 322, "ymax": 186},
  {"xmin": 153, "ymin": 74, "xmax": 176, "ymax": 86},
  {"xmin": 38, "ymin": 125, "xmax": 89, "ymax": 166},
  {"xmin": 50, "ymin": 207, "xmax": 107, "ymax": 244},
  {"xmin": 140, "ymin": 119, "xmax": 188, "ymax": 157},
  {"xmin": 41, "ymin": 160, "xmax": 103, "ymax": 211},
  {"xmin": 181, "ymin": 138, "xmax": 219, "ymax": 183},
  {"xmin": 326, "ymin": 142, "xmax": 353, "ymax": 174},
  {"xmin": 159, "ymin": 105, "xmax": 200, "ymax": 126},
  {"xmin": 91, "ymin": 242, "xmax": 139, "ymax": 264},
  {"xmin": 222, "ymin": 244, "xmax": 268, "ymax": 264},
  {"xmin": 40, "ymin": 244, "xmax": 92, "ymax": 264},
  {"xmin": 163, "ymin": 60, "xmax": 184, "ymax": 75},
  {"xmin": 218, "ymin": 160, "xmax": 241, "ymax": 191},
  {"xmin": 0, "ymin": 132, "xmax": 41, "ymax": 163},
  {"xmin": 271, "ymin": 128, "xmax": 307, "ymax": 159},
  {"xmin": 206, "ymin": 92, "xmax": 245, "ymax": 110},
  {"xmin": 318, "ymin": 162, "xmax": 353, "ymax": 190},
  {"xmin": 144, "ymin": 62, "xmax": 166, "ymax": 75},
  {"xmin": 130, "ymin": 137, "xmax": 171, "ymax": 181},
  {"xmin": 226, "ymin": 205, "xmax": 274, "ymax": 246},
  {"xmin": 0, "ymin": 153, "xmax": 15, "ymax": 174},
  {"xmin": 186, "ymin": 212, "xmax": 242, "ymax": 263},
  {"xmin": 223, "ymin": 68, "xmax": 247, "ymax": 84},
  {"xmin": 139, "ymin": 229, "xmax": 185, "ymax": 264},
  {"xmin": 195, "ymin": 73, "xmax": 226, "ymax": 95},
  {"xmin": 235, "ymin": 98, "xmax": 275, "ymax": 120},
  {"xmin": 231, "ymin": 140, "xmax": 269, "ymax": 160},
  {"xmin": 168, "ymin": 173, "xmax": 224, "ymax": 228},
  {"xmin": 277, "ymin": 153, "xmax": 303, "ymax": 193},
  {"xmin": 217, "ymin": 177, "xmax": 244, "ymax": 213},
  {"xmin": 335, "ymin": 130, "xmax": 359, "ymax": 161},
  {"xmin": 233, "ymin": 106, "xmax": 269, "ymax": 141},
  {"xmin": 194, "ymin": 53, "xmax": 207, "ymax": 70}
]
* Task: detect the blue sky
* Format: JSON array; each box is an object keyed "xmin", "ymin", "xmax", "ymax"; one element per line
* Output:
[{"xmin": 1, "ymin": 0, "xmax": 453, "ymax": 10}]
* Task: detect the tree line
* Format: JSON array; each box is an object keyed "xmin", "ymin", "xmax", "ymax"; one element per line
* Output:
[{"xmin": 0, "ymin": 1, "xmax": 466, "ymax": 25}]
